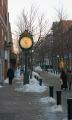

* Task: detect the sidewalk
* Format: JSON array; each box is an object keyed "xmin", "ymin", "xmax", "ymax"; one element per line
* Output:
[
  {"xmin": 47, "ymin": 71, "xmax": 72, "ymax": 112},
  {"xmin": 39, "ymin": 71, "xmax": 72, "ymax": 119},
  {"xmin": 0, "ymin": 80, "xmax": 42, "ymax": 120},
  {"xmin": 0, "ymin": 75, "xmax": 68, "ymax": 120}
]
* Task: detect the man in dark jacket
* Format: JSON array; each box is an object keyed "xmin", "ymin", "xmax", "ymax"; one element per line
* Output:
[
  {"xmin": 7, "ymin": 67, "xmax": 14, "ymax": 85},
  {"xmin": 67, "ymin": 70, "xmax": 72, "ymax": 90},
  {"xmin": 60, "ymin": 69, "xmax": 68, "ymax": 90}
]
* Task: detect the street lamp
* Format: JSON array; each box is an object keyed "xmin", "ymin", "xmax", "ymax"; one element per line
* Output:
[
  {"xmin": 57, "ymin": 55, "xmax": 59, "ymax": 72},
  {"xmin": 19, "ymin": 30, "xmax": 33, "ymax": 84}
]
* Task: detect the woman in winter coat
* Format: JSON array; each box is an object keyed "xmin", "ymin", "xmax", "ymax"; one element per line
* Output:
[
  {"xmin": 60, "ymin": 69, "xmax": 68, "ymax": 90},
  {"xmin": 7, "ymin": 67, "xmax": 14, "ymax": 85}
]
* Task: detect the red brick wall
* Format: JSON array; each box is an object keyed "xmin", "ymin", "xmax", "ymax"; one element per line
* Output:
[
  {"xmin": 0, "ymin": 0, "xmax": 8, "ymax": 80},
  {"xmin": 0, "ymin": 0, "xmax": 8, "ymax": 49}
]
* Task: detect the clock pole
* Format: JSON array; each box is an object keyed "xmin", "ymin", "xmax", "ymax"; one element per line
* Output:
[
  {"xmin": 23, "ymin": 51, "xmax": 29, "ymax": 84},
  {"xmin": 19, "ymin": 30, "xmax": 33, "ymax": 85}
]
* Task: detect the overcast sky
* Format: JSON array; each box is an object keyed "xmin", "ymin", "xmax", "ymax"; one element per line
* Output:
[
  {"xmin": 8, "ymin": 0, "xmax": 72, "ymax": 53},
  {"xmin": 8, "ymin": 0, "xmax": 72, "ymax": 32}
]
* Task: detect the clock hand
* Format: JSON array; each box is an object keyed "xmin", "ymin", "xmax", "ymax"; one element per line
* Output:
[{"xmin": 24, "ymin": 41, "xmax": 28, "ymax": 45}]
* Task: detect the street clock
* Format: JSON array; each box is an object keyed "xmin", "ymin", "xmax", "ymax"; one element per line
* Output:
[{"xmin": 19, "ymin": 30, "xmax": 33, "ymax": 50}]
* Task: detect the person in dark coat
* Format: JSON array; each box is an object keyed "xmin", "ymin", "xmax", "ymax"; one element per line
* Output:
[
  {"xmin": 7, "ymin": 67, "xmax": 14, "ymax": 85},
  {"xmin": 67, "ymin": 70, "xmax": 72, "ymax": 90},
  {"xmin": 60, "ymin": 69, "xmax": 68, "ymax": 90}
]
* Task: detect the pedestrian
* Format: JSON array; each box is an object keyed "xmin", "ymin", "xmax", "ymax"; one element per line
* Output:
[
  {"xmin": 7, "ymin": 67, "xmax": 14, "ymax": 85},
  {"xmin": 67, "ymin": 70, "xmax": 72, "ymax": 90},
  {"xmin": 60, "ymin": 69, "xmax": 68, "ymax": 90},
  {"xmin": 20, "ymin": 67, "xmax": 24, "ymax": 75}
]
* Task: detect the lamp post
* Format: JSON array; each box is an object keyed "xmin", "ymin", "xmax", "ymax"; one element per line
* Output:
[
  {"xmin": 57, "ymin": 55, "xmax": 60, "ymax": 73},
  {"xmin": 19, "ymin": 30, "xmax": 33, "ymax": 84},
  {"xmin": 30, "ymin": 49, "xmax": 34, "ymax": 78}
]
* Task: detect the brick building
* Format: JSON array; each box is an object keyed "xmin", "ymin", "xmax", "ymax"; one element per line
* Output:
[
  {"xmin": 0, "ymin": 0, "xmax": 12, "ymax": 83},
  {"xmin": 52, "ymin": 20, "xmax": 72, "ymax": 70}
]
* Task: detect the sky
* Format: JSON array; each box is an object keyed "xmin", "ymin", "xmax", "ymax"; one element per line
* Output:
[
  {"xmin": 8, "ymin": 0, "xmax": 72, "ymax": 32},
  {"xmin": 8, "ymin": 0, "xmax": 72, "ymax": 53}
]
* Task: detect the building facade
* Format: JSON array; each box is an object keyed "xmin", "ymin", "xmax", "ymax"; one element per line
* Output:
[
  {"xmin": 0, "ymin": 0, "xmax": 12, "ymax": 83},
  {"xmin": 52, "ymin": 20, "xmax": 72, "ymax": 70}
]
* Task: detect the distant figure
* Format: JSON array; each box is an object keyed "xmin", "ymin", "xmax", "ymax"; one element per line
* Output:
[
  {"xmin": 20, "ymin": 67, "xmax": 24, "ymax": 75},
  {"xmin": 67, "ymin": 70, "xmax": 72, "ymax": 90},
  {"xmin": 7, "ymin": 67, "xmax": 14, "ymax": 85},
  {"xmin": 60, "ymin": 69, "xmax": 68, "ymax": 90}
]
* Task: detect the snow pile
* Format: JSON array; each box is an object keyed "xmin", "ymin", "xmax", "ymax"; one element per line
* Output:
[
  {"xmin": 32, "ymin": 71, "xmax": 40, "ymax": 78},
  {"xmin": 15, "ymin": 68, "xmax": 21, "ymax": 79},
  {"xmin": 4, "ymin": 78, "xmax": 9, "ymax": 83},
  {"xmin": 0, "ymin": 85, "xmax": 3, "ymax": 88},
  {"xmin": 40, "ymin": 96, "xmax": 63, "ymax": 114},
  {"xmin": 40, "ymin": 96, "xmax": 56, "ymax": 105},
  {"xmin": 34, "ymin": 66, "xmax": 42, "ymax": 72},
  {"xmin": 51, "ymin": 105, "xmax": 63, "ymax": 112},
  {"xmin": 15, "ymin": 72, "xmax": 47, "ymax": 93}
]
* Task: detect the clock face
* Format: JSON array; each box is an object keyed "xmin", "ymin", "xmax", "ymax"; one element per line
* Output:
[{"xmin": 20, "ymin": 37, "xmax": 33, "ymax": 49}]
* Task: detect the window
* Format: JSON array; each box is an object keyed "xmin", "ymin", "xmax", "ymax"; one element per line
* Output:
[
  {"xmin": 5, "ymin": 13, "xmax": 7, "ymax": 25},
  {"xmin": 5, "ymin": 35, "xmax": 7, "ymax": 41},
  {"xmin": 2, "ymin": 28, "xmax": 3, "ymax": 37},
  {"xmin": 2, "ymin": 0, "xmax": 3, "ymax": 7}
]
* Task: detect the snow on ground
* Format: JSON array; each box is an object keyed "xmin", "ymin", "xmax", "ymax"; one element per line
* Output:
[
  {"xmin": 15, "ymin": 77, "xmax": 47, "ymax": 93},
  {"xmin": 40, "ymin": 96, "xmax": 56, "ymax": 105},
  {"xmin": 14, "ymin": 67, "xmax": 21, "ymax": 80},
  {"xmin": 40, "ymin": 96, "xmax": 63, "ymax": 113},
  {"xmin": 51, "ymin": 105, "xmax": 63, "ymax": 112},
  {"xmin": 4, "ymin": 78, "xmax": 9, "ymax": 83},
  {"xmin": 15, "ymin": 67, "xmax": 47, "ymax": 93},
  {"xmin": 34, "ymin": 66, "xmax": 42, "ymax": 72},
  {"xmin": 0, "ymin": 85, "xmax": 3, "ymax": 88},
  {"xmin": 32, "ymin": 71, "xmax": 40, "ymax": 78}
]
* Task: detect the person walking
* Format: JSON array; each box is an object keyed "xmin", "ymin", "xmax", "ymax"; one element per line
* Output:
[
  {"xmin": 7, "ymin": 67, "xmax": 14, "ymax": 85},
  {"xmin": 60, "ymin": 69, "xmax": 68, "ymax": 90},
  {"xmin": 67, "ymin": 70, "xmax": 72, "ymax": 90}
]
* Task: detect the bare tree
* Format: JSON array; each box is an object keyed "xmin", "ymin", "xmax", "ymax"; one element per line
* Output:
[
  {"xmin": 13, "ymin": 5, "xmax": 50, "ymax": 67},
  {"xmin": 15, "ymin": 5, "xmax": 49, "ymax": 42},
  {"xmin": 55, "ymin": 5, "xmax": 68, "ymax": 21},
  {"xmin": 37, "ymin": 14, "xmax": 49, "ymax": 41}
]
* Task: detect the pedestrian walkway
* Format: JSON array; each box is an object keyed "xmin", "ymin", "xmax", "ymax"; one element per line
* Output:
[
  {"xmin": 0, "ymin": 74, "xmax": 68, "ymax": 120},
  {"xmin": 0, "ymin": 81, "xmax": 42, "ymax": 120}
]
